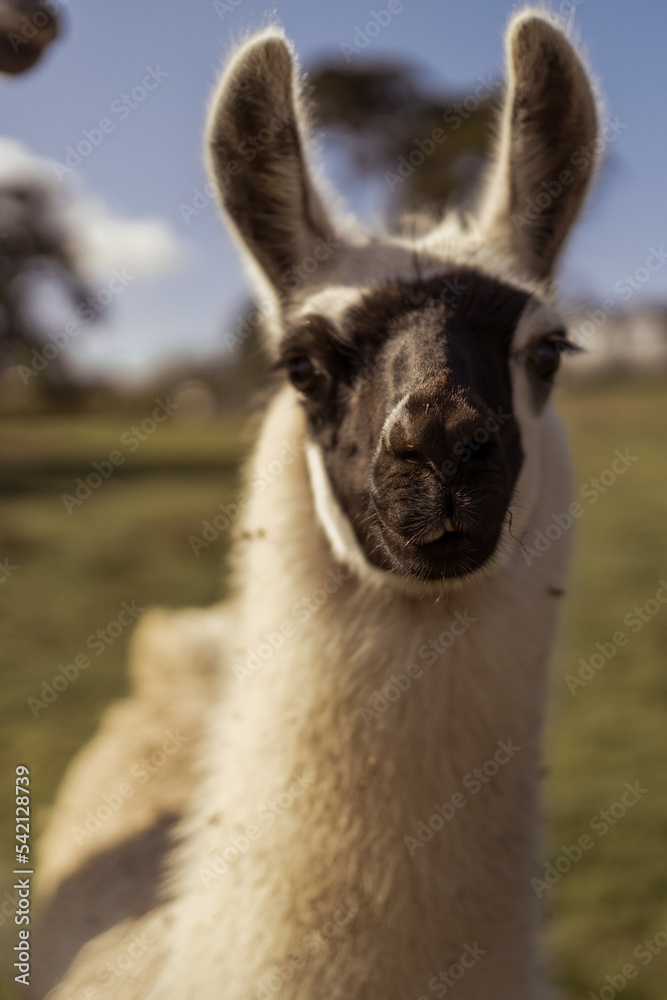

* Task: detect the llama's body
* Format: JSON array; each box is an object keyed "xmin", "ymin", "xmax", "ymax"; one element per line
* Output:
[
  {"xmin": 35, "ymin": 9, "xmax": 601, "ymax": 999},
  {"xmin": 30, "ymin": 605, "xmax": 229, "ymax": 998},
  {"xmin": 39, "ymin": 385, "xmax": 572, "ymax": 1000},
  {"xmin": 149, "ymin": 386, "xmax": 574, "ymax": 1000}
]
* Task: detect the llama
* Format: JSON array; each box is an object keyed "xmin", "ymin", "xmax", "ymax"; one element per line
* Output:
[{"xmin": 36, "ymin": 9, "xmax": 601, "ymax": 999}]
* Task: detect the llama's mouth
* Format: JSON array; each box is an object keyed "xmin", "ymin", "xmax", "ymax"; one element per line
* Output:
[
  {"xmin": 361, "ymin": 436, "xmax": 517, "ymax": 581},
  {"xmin": 368, "ymin": 516, "xmax": 502, "ymax": 581},
  {"xmin": 421, "ymin": 529, "xmax": 462, "ymax": 547},
  {"xmin": 416, "ymin": 530, "xmax": 464, "ymax": 547},
  {"xmin": 414, "ymin": 519, "xmax": 458, "ymax": 545}
]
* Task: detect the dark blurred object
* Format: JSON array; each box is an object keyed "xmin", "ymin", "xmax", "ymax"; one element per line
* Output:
[
  {"xmin": 0, "ymin": 0, "xmax": 60, "ymax": 75},
  {"xmin": 0, "ymin": 179, "xmax": 98, "ymax": 407},
  {"xmin": 309, "ymin": 59, "xmax": 498, "ymax": 216}
]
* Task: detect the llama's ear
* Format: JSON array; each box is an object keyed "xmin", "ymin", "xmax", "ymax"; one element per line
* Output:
[
  {"xmin": 206, "ymin": 29, "xmax": 340, "ymax": 295},
  {"xmin": 477, "ymin": 11, "xmax": 600, "ymax": 279}
]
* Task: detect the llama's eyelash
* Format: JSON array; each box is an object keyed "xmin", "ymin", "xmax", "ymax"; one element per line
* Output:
[
  {"xmin": 512, "ymin": 334, "xmax": 583, "ymax": 362},
  {"xmin": 271, "ymin": 354, "xmax": 300, "ymax": 375},
  {"xmin": 544, "ymin": 336, "xmax": 583, "ymax": 355}
]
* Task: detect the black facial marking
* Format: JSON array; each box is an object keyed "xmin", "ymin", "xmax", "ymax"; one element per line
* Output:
[{"xmin": 280, "ymin": 268, "xmax": 558, "ymax": 582}]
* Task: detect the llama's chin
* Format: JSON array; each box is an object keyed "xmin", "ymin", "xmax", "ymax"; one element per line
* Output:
[{"xmin": 367, "ymin": 520, "xmax": 504, "ymax": 583}]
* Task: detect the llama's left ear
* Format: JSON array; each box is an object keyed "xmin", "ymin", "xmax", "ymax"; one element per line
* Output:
[
  {"xmin": 477, "ymin": 11, "xmax": 600, "ymax": 279},
  {"xmin": 206, "ymin": 28, "xmax": 340, "ymax": 296}
]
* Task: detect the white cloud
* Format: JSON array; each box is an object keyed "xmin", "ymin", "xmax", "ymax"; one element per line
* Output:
[
  {"xmin": 0, "ymin": 136, "xmax": 49, "ymax": 183},
  {"xmin": 64, "ymin": 195, "xmax": 186, "ymax": 282},
  {"xmin": 0, "ymin": 136, "xmax": 188, "ymax": 283}
]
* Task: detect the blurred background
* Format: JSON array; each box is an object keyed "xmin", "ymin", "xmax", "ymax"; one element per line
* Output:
[{"xmin": 0, "ymin": 1, "xmax": 665, "ymax": 997}]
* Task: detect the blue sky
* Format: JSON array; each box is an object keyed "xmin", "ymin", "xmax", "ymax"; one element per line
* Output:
[{"xmin": 2, "ymin": 0, "xmax": 665, "ymax": 380}]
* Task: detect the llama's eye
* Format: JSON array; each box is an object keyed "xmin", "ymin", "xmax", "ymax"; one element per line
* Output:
[
  {"xmin": 530, "ymin": 336, "xmax": 579, "ymax": 384},
  {"xmin": 287, "ymin": 356, "xmax": 317, "ymax": 394},
  {"xmin": 533, "ymin": 341, "xmax": 561, "ymax": 382}
]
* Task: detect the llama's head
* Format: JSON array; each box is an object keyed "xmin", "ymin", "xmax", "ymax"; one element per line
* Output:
[{"xmin": 207, "ymin": 10, "xmax": 600, "ymax": 585}]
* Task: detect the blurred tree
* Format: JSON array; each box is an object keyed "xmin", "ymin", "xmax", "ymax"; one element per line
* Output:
[
  {"xmin": 0, "ymin": 180, "xmax": 98, "ymax": 408},
  {"xmin": 309, "ymin": 59, "xmax": 498, "ymax": 217},
  {"xmin": 0, "ymin": 0, "xmax": 86, "ymax": 410},
  {"xmin": 0, "ymin": 0, "xmax": 60, "ymax": 75}
]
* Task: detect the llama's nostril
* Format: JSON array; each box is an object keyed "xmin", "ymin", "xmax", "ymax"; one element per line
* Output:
[
  {"xmin": 463, "ymin": 438, "xmax": 495, "ymax": 462},
  {"xmin": 444, "ymin": 486, "xmax": 455, "ymax": 521},
  {"xmin": 395, "ymin": 446, "xmax": 423, "ymax": 463}
]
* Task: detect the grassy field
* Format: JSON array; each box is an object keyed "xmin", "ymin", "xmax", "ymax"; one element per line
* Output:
[{"xmin": 1, "ymin": 380, "xmax": 666, "ymax": 998}]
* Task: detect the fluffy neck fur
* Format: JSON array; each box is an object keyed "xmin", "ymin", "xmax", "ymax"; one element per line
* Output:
[{"xmin": 150, "ymin": 385, "xmax": 573, "ymax": 1000}]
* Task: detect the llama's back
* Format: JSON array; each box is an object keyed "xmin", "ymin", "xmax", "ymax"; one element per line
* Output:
[
  {"xmin": 36, "ymin": 909, "xmax": 171, "ymax": 1000},
  {"xmin": 30, "ymin": 602, "xmax": 234, "ymax": 999}
]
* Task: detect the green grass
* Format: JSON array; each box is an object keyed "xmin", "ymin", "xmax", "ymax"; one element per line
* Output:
[
  {"xmin": 1, "ymin": 381, "xmax": 666, "ymax": 997},
  {"xmin": 545, "ymin": 380, "xmax": 667, "ymax": 999}
]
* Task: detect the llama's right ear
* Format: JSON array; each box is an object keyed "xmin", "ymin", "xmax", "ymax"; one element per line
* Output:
[
  {"xmin": 207, "ymin": 29, "xmax": 340, "ymax": 295},
  {"xmin": 477, "ymin": 11, "xmax": 600, "ymax": 279}
]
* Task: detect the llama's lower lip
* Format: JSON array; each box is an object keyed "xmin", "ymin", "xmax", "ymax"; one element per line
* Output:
[
  {"xmin": 384, "ymin": 520, "xmax": 468, "ymax": 551},
  {"xmin": 409, "ymin": 526, "xmax": 469, "ymax": 548},
  {"xmin": 413, "ymin": 532, "xmax": 462, "ymax": 549},
  {"xmin": 411, "ymin": 523, "xmax": 459, "ymax": 546}
]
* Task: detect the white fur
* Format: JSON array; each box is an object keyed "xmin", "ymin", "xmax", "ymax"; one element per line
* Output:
[
  {"xmin": 305, "ymin": 441, "xmax": 368, "ymax": 572},
  {"xmin": 380, "ymin": 392, "xmax": 411, "ymax": 447}
]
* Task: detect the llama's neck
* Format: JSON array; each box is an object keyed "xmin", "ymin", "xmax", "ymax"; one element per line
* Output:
[{"xmin": 159, "ymin": 387, "xmax": 573, "ymax": 1000}]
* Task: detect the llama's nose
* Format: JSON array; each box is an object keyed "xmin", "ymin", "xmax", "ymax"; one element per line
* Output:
[{"xmin": 385, "ymin": 393, "xmax": 497, "ymax": 482}]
